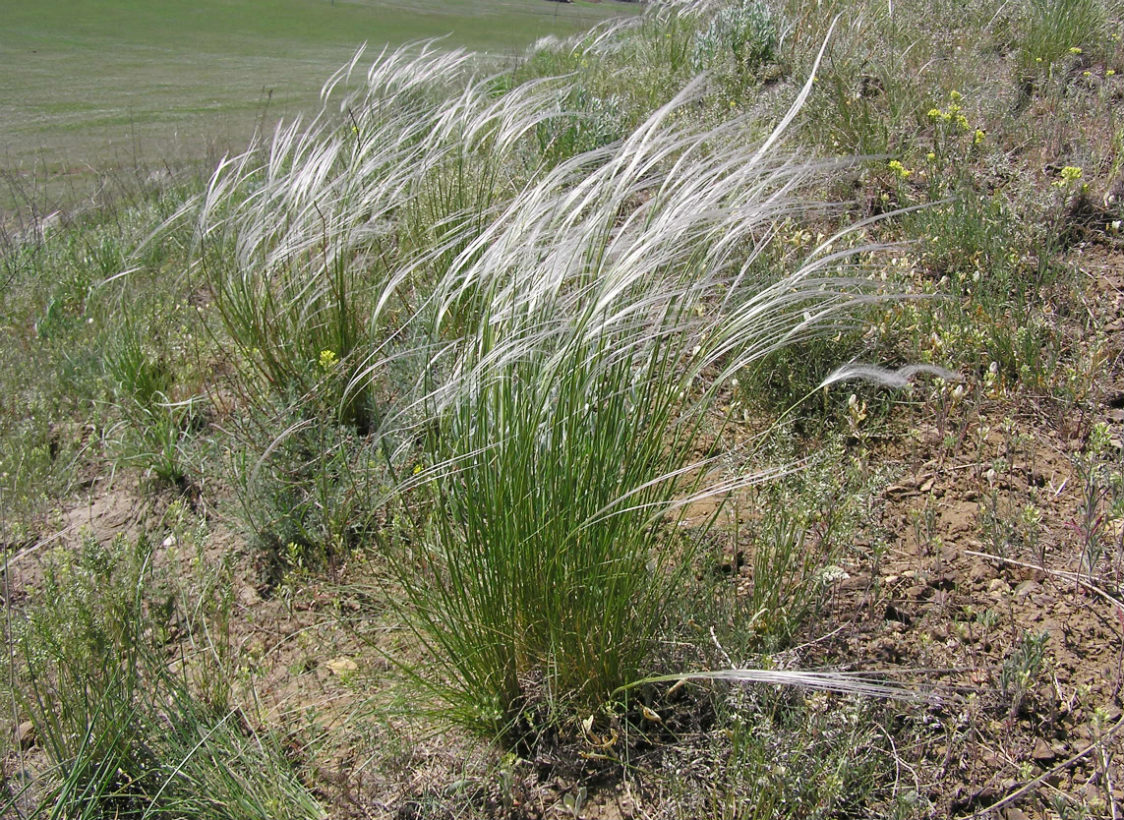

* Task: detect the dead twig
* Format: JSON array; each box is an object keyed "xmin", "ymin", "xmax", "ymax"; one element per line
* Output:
[{"xmin": 965, "ymin": 550, "xmax": 1124, "ymax": 616}]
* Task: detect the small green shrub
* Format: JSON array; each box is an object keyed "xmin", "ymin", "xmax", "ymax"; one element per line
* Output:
[
  {"xmin": 533, "ymin": 87, "xmax": 624, "ymax": 161},
  {"xmin": 999, "ymin": 630, "xmax": 1049, "ymax": 719},
  {"xmin": 906, "ymin": 190, "xmax": 1029, "ymax": 302},
  {"xmin": 691, "ymin": 0, "xmax": 782, "ymax": 75},
  {"xmin": 703, "ymin": 690, "xmax": 891, "ymax": 818},
  {"xmin": 228, "ymin": 410, "xmax": 387, "ymax": 585}
]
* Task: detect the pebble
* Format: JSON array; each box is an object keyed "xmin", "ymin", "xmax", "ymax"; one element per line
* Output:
[
  {"xmin": 14, "ymin": 720, "xmax": 35, "ymax": 750},
  {"xmin": 1031, "ymin": 737, "xmax": 1056, "ymax": 762},
  {"xmin": 987, "ymin": 578, "xmax": 1011, "ymax": 595},
  {"xmin": 326, "ymin": 657, "xmax": 359, "ymax": 677},
  {"xmin": 969, "ymin": 563, "xmax": 993, "ymax": 583}
]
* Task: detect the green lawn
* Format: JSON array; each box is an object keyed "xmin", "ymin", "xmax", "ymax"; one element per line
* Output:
[{"xmin": 0, "ymin": 0, "xmax": 636, "ymax": 182}]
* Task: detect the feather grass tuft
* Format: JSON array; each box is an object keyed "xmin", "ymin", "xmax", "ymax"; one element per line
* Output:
[{"xmin": 188, "ymin": 33, "xmax": 917, "ymax": 740}]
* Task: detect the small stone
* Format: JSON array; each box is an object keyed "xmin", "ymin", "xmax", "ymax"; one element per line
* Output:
[
  {"xmin": 969, "ymin": 563, "xmax": 993, "ymax": 584},
  {"xmin": 326, "ymin": 657, "xmax": 359, "ymax": 677},
  {"xmin": 931, "ymin": 574, "xmax": 956, "ymax": 591},
  {"xmin": 905, "ymin": 584, "xmax": 928, "ymax": 600},
  {"xmin": 1044, "ymin": 769, "xmax": 1066, "ymax": 788},
  {"xmin": 15, "ymin": 720, "xmax": 35, "ymax": 750},
  {"xmin": 987, "ymin": 578, "xmax": 1011, "ymax": 595},
  {"xmin": 1032, "ymin": 737, "xmax": 1056, "ymax": 762}
]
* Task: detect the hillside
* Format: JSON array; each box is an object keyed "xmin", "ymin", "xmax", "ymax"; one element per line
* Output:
[{"xmin": 3, "ymin": 1, "xmax": 1124, "ymax": 818}]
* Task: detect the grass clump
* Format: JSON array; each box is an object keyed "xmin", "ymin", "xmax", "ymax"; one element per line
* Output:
[
  {"xmin": 4, "ymin": 533, "xmax": 324, "ymax": 820},
  {"xmin": 385, "ymin": 65, "xmax": 892, "ymax": 739},
  {"xmin": 188, "ymin": 30, "xmax": 898, "ymax": 743},
  {"xmin": 189, "ymin": 45, "xmax": 574, "ymax": 430},
  {"xmin": 187, "ymin": 45, "xmax": 579, "ymax": 574},
  {"xmin": 104, "ymin": 326, "xmax": 198, "ymax": 490},
  {"xmin": 1017, "ymin": 0, "xmax": 1108, "ymax": 77}
]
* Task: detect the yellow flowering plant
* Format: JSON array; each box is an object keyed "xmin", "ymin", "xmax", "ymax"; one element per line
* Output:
[{"xmin": 888, "ymin": 159, "xmax": 912, "ymax": 179}]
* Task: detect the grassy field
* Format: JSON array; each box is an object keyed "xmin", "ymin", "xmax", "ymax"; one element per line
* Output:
[
  {"xmin": 3, "ymin": 0, "xmax": 1124, "ymax": 818},
  {"xmin": 0, "ymin": 0, "xmax": 636, "ymax": 201}
]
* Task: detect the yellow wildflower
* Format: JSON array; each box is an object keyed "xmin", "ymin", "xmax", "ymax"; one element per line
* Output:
[
  {"xmin": 888, "ymin": 160, "xmax": 912, "ymax": 179},
  {"xmin": 318, "ymin": 349, "xmax": 339, "ymax": 370},
  {"xmin": 1053, "ymin": 166, "xmax": 1084, "ymax": 187}
]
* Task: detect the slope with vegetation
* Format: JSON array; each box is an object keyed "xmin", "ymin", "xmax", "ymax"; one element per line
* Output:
[{"xmin": 3, "ymin": 0, "xmax": 1124, "ymax": 817}]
